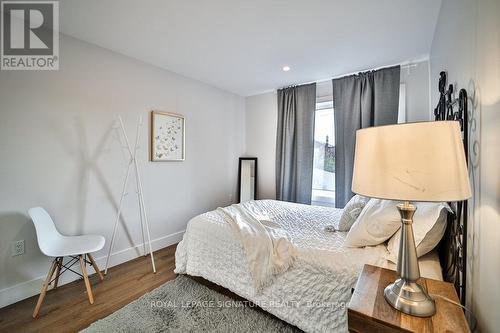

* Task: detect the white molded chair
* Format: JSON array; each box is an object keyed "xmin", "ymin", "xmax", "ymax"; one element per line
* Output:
[{"xmin": 28, "ymin": 207, "xmax": 105, "ymax": 318}]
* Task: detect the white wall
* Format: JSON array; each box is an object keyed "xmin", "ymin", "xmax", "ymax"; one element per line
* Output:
[
  {"xmin": 245, "ymin": 92, "xmax": 277, "ymax": 199},
  {"xmin": 0, "ymin": 34, "xmax": 245, "ymax": 306},
  {"xmin": 245, "ymin": 63, "xmax": 431, "ymax": 200},
  {"xmin": 430, "ymin": 0, "xmax": 500, "ymax": 331},
  {"xmin": 400, "ymin": 60, "xmax": 431, "ymax": 121}
]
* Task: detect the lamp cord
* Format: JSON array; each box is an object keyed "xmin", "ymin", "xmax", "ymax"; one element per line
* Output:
[{"xmin": 430, "ymin": 294, "xmax": 477, "ymax": 332}]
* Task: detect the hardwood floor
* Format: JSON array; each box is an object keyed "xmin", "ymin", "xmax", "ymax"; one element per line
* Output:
[{"xmin": 0, "ymin": 244, "xmax": 178, "ymax": 333}]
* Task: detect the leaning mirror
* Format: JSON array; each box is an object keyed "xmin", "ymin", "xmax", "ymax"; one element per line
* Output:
[{"xmin": 238, "ymin": 157, "xmax": 257, "ymax": 203}]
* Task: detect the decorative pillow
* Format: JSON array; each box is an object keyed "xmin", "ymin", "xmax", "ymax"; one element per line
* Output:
[
  {"xmin": 337, "ymin": 195, "xmax": 370, "ymax": 231},
  {"xmin": 344, "ymin": 199, "xmax": 401, "ymax": 247},
  {"xmin": 344, "ymin": 200, "xmax": 451, "ymax": 249},
  {"xmin": 386, "ymin": 203, "xmax": 450, "ymax": 263}
]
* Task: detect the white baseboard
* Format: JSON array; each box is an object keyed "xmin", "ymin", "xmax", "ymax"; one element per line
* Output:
[{"xmin": 0, "ymin": 230, "xmax": 185, "ymax": 309}]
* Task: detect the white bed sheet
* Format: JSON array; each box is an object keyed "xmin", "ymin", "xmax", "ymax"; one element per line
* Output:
[{"xmin": 175, "ymin": 200, "xmax": 442, "ymax": 333}]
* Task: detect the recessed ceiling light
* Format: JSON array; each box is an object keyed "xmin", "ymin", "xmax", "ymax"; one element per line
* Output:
[{"xmin": 282, "ymin": 66, "xmax": 291, "ymax": 72}]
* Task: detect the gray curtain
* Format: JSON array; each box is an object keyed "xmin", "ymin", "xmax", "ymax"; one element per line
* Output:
[
  {"xmin": 276, "ymin": 83, "xmax": 316, "ymax": 204},
  {"xmin": 333, "ymin": 65, "xmax": 400, "ymax": 207}
]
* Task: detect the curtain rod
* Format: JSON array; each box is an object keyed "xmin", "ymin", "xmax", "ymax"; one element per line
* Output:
[
  {"xmin": 278, "ymin": 60, "xmax": 423, "ymax": 91},
  {"xmin": 314, "ymin": 63, "xmax": 418, "ymax": 85}
]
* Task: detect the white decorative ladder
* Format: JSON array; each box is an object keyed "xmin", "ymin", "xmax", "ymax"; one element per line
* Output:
[{"xmin": 104, "ymin": 116, "xmax": 156, "ymax": 274}]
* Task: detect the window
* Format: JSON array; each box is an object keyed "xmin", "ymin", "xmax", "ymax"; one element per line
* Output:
[
  {"xmin": 311, "ymin": 101, "xmax": 335, "ymax": 207},
  {"xmin": 398, "ymin": 83, "xmax": 406, "ymax": 123}
]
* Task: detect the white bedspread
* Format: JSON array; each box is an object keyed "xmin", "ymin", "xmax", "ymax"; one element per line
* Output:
[
  {"xmin": 175, "ymin": 200, "xmax": 441, "ymax": 333},
  {"xmin": 218, "ymin": 203, "xmax": 296, "ymax": 289}
]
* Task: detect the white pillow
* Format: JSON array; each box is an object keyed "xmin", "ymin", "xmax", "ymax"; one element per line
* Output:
[
  {"xmin": 344, "ymin": 199, "xmax": 402, "ymax": 247},
  {"xmin": 386, "ymin": 203, "xmax": 450, "ymax": 263},
  {"xmin": 337, "ymin": 195, "xmax": 370, "ymax": 231}
]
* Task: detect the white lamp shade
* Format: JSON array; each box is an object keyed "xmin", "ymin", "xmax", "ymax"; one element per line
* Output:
[{"xmin": 352, "ymin": 121, "xmax": 471, "ymax": 202}]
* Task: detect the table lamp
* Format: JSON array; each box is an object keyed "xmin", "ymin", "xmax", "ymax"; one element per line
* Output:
[{"xmin": 352, "ymin": 121, "xmax": 471, "ymax": 317}]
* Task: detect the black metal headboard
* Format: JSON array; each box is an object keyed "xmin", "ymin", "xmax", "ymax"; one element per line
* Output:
[{"xmin": 434, "ymin": 71, "xmax": 468, "ymax": 305}]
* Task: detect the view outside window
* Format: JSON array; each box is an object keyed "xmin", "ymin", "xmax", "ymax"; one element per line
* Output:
[{"xmin": 312, "ymin": 101, "xmax": 335, "ymax": 207}]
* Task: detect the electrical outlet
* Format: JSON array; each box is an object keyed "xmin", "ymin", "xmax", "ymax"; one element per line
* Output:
[{"xmin": 11, "ymin": 240, "xmax": 25, "ymax": 256}]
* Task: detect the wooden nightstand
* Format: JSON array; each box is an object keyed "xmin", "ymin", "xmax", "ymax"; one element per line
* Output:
[{"xmin": 348, "ymin": 264, "xmax": 470, "ymax": 333}]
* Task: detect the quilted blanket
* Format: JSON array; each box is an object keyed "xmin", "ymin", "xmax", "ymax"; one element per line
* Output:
[
  {"xmin": 218, "ymin": 203, "xmax": 297, "ymax": 290},
  {"xmin": 175, "ymin": 200, "xmax": 389, "ymax": 332}
]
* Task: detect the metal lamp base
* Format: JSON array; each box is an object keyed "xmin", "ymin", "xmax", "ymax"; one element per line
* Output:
[
  {"xmin": 384, "ymin": 202, "xmax": 436, "ymax": 317},
  {"xmin": 384, "ymin": 278, "xmax": 436, "ymax": 317}
]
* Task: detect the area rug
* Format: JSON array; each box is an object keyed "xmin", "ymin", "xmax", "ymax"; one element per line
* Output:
[{"xmin": 82, "ymin": 275, "xmax": 301, "ymax": 332}]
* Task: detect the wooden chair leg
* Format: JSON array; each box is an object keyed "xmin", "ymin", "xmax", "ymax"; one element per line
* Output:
[
  {"xmin": 53, "ymin": 257, "xmax": 63, "ymax": 289},
  {"xmin": 79, "ymin": 255, "xmax": 94, "ymax": 304},
  {"xmin": 33, "ymin": 259, "xmax": 58, "ymax": 318},
  {"xmin": 87, "ymin": 253, "xmax": 104, "ymax": 281}
]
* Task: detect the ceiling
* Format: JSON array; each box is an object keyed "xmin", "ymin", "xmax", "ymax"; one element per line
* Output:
[{"xmin": 60, "ymin": 0, "xmax": 442, "ymax": 96}]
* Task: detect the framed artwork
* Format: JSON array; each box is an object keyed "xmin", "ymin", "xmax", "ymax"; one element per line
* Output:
[{"xmin": 150, "ymin": 111, "xmax": 185, "ymax": 161}]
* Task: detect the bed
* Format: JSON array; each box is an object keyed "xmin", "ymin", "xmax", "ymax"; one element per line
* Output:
[
  {"xmin": 175, "ymin": 72, "xmax": 468, "ymax": 333},
  {"xmin": 175, "ymin": 200, "xmax": 443, "ymax": 332}
]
